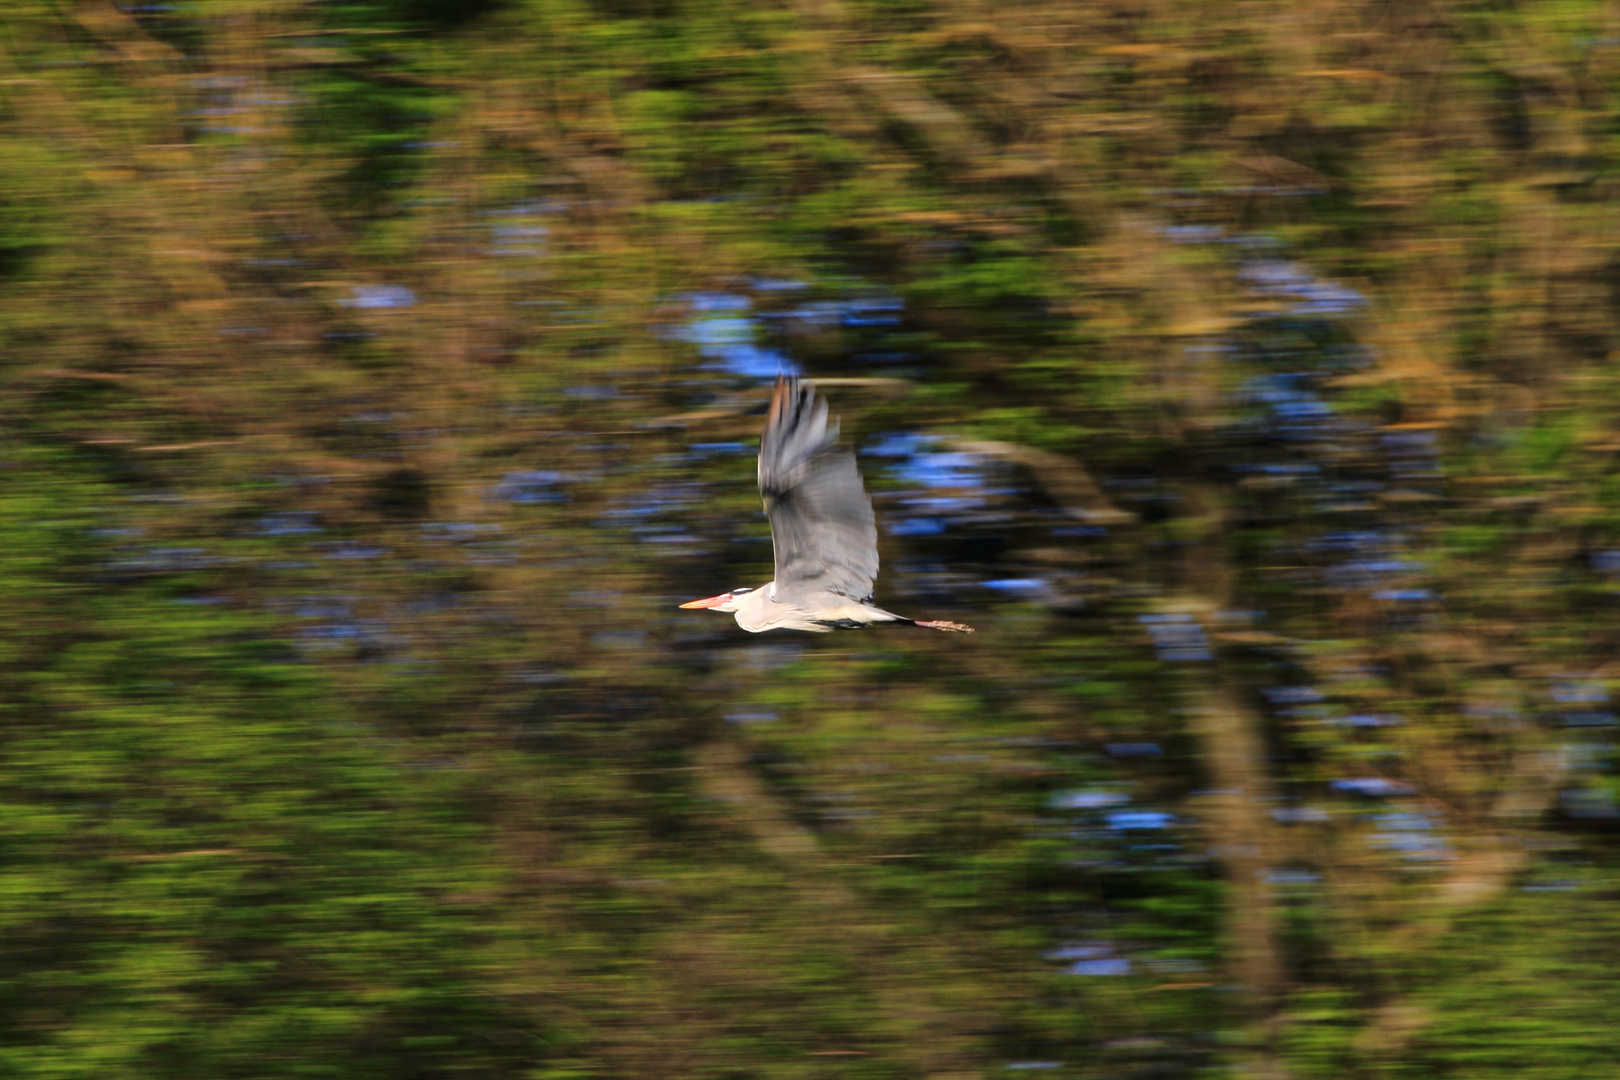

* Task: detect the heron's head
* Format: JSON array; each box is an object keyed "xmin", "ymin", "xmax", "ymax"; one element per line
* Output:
[{"xmin": 678, "ymin": 586, "xmax": 753, "ymax": 613}]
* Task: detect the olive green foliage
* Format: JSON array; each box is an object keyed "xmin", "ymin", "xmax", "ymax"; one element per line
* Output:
[
  {"xmin": 0, "ymin": 450, "xmax": 539, "ymax": 1076},
  {"xmin": 5, "ymin": 0, "xmax": 1620, "ymax": 1077}
]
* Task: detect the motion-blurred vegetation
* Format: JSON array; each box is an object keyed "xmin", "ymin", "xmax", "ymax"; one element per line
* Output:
[{"xmin": 5, "ymin": 0, "xmax": 1620, "ymax": 1076}]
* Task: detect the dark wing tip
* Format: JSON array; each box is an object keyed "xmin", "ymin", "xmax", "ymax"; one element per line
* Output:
[{"xmin": 768, "ymin": 374, "xmax": 793, "ymax": 430}]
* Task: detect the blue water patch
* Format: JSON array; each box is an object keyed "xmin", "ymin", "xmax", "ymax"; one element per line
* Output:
[
  {"xmin": 1160, "ymin": 224, "xmax": 1226, "ymax": 243},
  {"xmin": 1564, "ymin": 713, "xmax": 1618, "ymax": 728},
  {"xmin": 1047, "ymin": 942, "xmax": 1131, "ymax": 976},
  {"xmin": 311, "ymin": 541, "xmax": 389, "ymax": 560},
  {"xmin": 890, "ymin": 517, "xmax": 947, "ymax": 537},
  {"xmin": 1273, "ymin": 806, "xmax": 1331, "ymax": 824},
  {"xmin": 887, "ymin": 453, "xmax": 984, "ymax": 514},
  {"xmin": 1138, "ymin": 613, "xmax": 1211, "ymax": 662},
  {"xmin": 881, "ymin": 442, "xmax": 987, "ymax": 494},
  {"xmin": 301, "ymin": 621, "xmax": 366, "ymax": 641},
  {"xmin": 751, "ymin": 277, "xmax": 808, "ymax": 292},
  {"xmin": 295, "ymin": 597, "xmax": 352, "ymax": 620},
  {"xmin": 489, "ymin": 221, "xmax": 549, "ymax": 258},
  {"xmin": 1263, "ymin": 686, "xmax": 1325, "ymax": 706},
  {"xmin": 1591, "ymin": 551, "xmax": 1620, "ymax": 574},
  {"xmin": 1332, "ymin": 777, "xmax": 1414, "ymax": 797},
  {"xmin": 1382, "ymin": 428, "xmax": 1443, "ymax": 481},
  {"xmin": 770, "ymin": 300, "xmax": 845, "ymax": 330},
  {"xmin": 1050, "ymin": 789, "xmax": 1131, "ymax": 811},
  {"xmin": 1560, "ymin": 787, "xmax": 1619, "ymax": 818},
  {"xmin": 1370, "ymin": 812, "xmax": 1452, "ymax": 862},
  {"xmin": 767, "ymin": 292, "xmax": 906, "ymax": 333},
  {"xmin": 983, "ymin": 578, "xmax": 1048, "ymax": 594},
  {"xmin": 1307, "ymin": 530, "xmax": 1395, "ymax": 553},
  {"xmin": 1550, "ymin": 681, "xmax": 1609, "ymax": 706},
  {"xmin": 342, "ymin": 284, "xmax": 416, "ymax": 310},
  {"xmin": 673, "ymin": 292, "xmax": 801, "ymax": 378},
  {"xmin": 1349, "ymin": 559, "xmax": 1422, "ymax": 574},
  {"xmin": 680, "ymin": 286, "xmax": 748, "ymax": 317},
  {"xmin": 255, "ymin": 511, "xmax": 321, "ymax": 536},
  {"xmin": 1372, "ymin": 589, "xmax": 1433, "ymax": 603},
  {"xmin": 1240, "ymin": 259, "xmax": 1368, "ymax": 317},
  {"xmin": 1241, "ymin": 372, "xmax": 1335, "ymax": 441},
  {"xmin": 840, "ymin": 294, "xmax": 905, "ymax": 328},
  {"xmin": 1106, "ymin": 810, "xmax": 1174, "ymax": 831},
  {"xmin": 1327, "ymin": 714, "xmax": 1403, "ymax": 728},
  {"xmin": 106, "ymin": 546, "xmax": 219, "ymax": 575},
  {"xmin": 490, "ymin": 470, "xmax": 567, "ymax": 504},
  {"xmin": 1372, "ymin": 812, "xmax": 1436, "ymax": 832}
]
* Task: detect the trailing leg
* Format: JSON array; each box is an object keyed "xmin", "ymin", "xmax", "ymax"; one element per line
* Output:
[{"xmin": 912, "ymin": 619, "xmax": 974, "ymax": 633}]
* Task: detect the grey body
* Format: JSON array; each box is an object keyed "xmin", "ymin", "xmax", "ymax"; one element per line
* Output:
[{"xmin": 681, "ymin": 377, "xmax": 972, "ymax": 634}]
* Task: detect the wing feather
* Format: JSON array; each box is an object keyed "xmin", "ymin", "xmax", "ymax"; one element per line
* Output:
[{"xmin": 758, "ymin": 377, "xmax": 879, "ymax": 606}]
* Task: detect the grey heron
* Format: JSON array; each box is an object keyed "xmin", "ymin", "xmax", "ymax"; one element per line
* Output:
[{"xmin": 680, "ymin": 376, "xmax": 975, "ymax": 634}]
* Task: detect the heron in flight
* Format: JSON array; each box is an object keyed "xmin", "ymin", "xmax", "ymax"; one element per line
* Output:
[{"xmin": 680, "ymin": 376, "xmax": 974, "ymax": 634}]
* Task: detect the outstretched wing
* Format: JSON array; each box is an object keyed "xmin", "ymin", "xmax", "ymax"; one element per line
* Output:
[{"xmin": 758, "ymin": 377, "xmax": 879, "ymax": 606}]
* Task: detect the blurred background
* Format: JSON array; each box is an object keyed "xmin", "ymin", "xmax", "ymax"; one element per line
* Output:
[{"xmin": 5, "ymin": 0, "xmax": 1620, "ymax": 1076}]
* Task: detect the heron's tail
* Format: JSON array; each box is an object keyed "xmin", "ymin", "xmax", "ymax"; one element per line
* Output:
[{"xmin": 912, "ymin": 619, "xmax": 975, "ymax": 633}]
